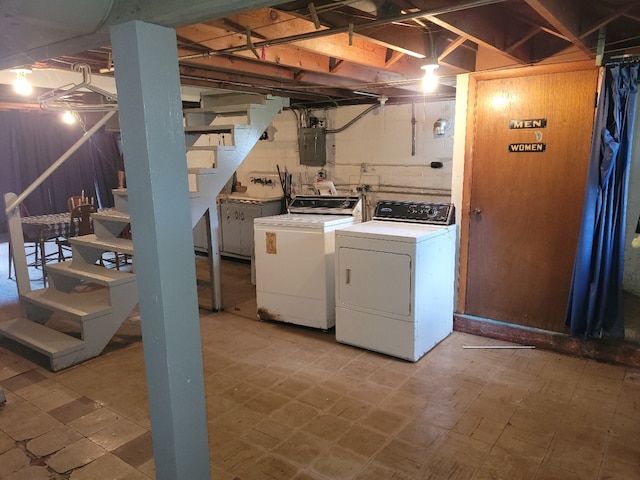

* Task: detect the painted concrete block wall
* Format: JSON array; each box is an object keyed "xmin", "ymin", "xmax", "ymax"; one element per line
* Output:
[
  {"xmin": 235, "ymin": 100, "xmax": 455, "ymax": 218},
  {"xmin": 623, "ymin": 93, "xmax": 640, "ymax": 295}
]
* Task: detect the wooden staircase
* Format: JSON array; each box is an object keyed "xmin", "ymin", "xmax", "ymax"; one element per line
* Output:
[
  {"xmin": 1, "ymin": 92, "xmax": 289, "ymax": 370},
  {"xmin": 183, "ymin": 93, "xmax": 289, "ymax": 311},
  {"xmin": 0, "ymin": 190, "xmax": 136, "ymax": 371},
  {"xmin": 185, "ymin": 93, "xmax": 289, "ymax": 224}
]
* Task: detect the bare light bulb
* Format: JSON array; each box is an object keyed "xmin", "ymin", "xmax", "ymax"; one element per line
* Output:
[
  {"xmin": 13, "ymin": 73, "xmax": 32, "ymax": 95},
  {"xmin": 421, "ymin": 63, "xmax": 439, "ymax": 93},
  {"xmin": 62, "ymin": 111, "xmax": 76, "ymax": 124}
]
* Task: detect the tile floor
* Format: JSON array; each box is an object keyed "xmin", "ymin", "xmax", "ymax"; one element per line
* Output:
[{"xmin": 0, "ymin": 238, "xmax": 639, "ymax": 479}]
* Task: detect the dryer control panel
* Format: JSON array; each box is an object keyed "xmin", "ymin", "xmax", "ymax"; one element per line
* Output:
[{"xmin": 373, "ymin": 200, "xmax": 455, "ymax": 225}]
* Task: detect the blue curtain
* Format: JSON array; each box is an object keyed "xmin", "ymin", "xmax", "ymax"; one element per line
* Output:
[
  {"xmin": 0, "ymin": 110, "xmax": 121, "ymax": 232},
  {"xmin": 565, "ymin": 63, "xmax": 639, "ymax": 339}
]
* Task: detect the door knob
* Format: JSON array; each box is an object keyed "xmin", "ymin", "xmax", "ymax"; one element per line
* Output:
[{"xmin": 473, "ymin": 208, "xmax": 482, "ymax": 215}]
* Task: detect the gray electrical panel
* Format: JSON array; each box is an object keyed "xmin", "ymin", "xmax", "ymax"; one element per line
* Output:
[{"xmin": 298, "ymin": 127, "xmax": 326, "ymax": 166}]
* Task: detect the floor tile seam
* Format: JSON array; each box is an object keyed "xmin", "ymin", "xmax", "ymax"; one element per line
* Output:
[
  {"xmin": 17, "ymin": 386, "xmax": 86, "ymax": 414},
  {"xmin": 274, "ymin": 405, "xmax": 378, "ymax": 451},
  {"xmin": 576, "ymin": 373, "xmax": 627, "ymax": 397},
  {"xmin": 64, "ymin": 402, "xmax": 151, "ymax": 438},
  {"xmin": 308, "ymin": 439, "xmax": 385, "ymax": 479},
  {"xmin": 493, "ymin": 420, "xmax": 557, "ymax": 462},
  {"xmin": 412, "ymin": 433, "xmax": 484, "ymax": 480},
  {"xmin": 81, "ymin": 414, "xmax": 150, "ymax": 446},
  {"xmin": 333, "ymin": 423, "xmax": 396, "ymax": 461},
  {"xmin": 235, "ymin": 449, "xmax": 307, "ymax": 478},
  {"xmin": 273, "ymin": 433, "xmax": 350, "ymax": 473},
  {"xmin": 610, "ymin": 405, "xmax": 640, "ymax": 431},
  {"xmin": 355, "ymin": 408, "xmax": 414, "ymax": 439},
  {"xmin": 539, "ymin": 427, "xmax": 604, "ymax": 475},
  {"xmin": 0, "ymin": 393, "xmax": 66, "ymax": 429},
  {"xmin": 596, "ymin": 427, "xmax": 631, "ymax": 477},
  {"xmin": 473, "ymin": 444, "xmax": 547, "ymax": 480},
  {"xmin": 262, "ymin": 382, "xmax": 314, "ymax": 402}
]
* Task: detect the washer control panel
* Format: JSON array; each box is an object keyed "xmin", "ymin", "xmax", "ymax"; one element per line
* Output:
[
  {"xmin": 288, "ymin": 195, "xmax": 362, "ymax": 216},
  {"xmin": 373, "ymin": 200, "xmax": 455, "ymax": 225}
]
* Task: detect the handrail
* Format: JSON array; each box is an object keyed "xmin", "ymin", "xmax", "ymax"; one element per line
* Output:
[
  {"xmin": 39, "ymin": 63, "xmax": 118, "ymax": 112},
  {"xmin": 5, "ymin": 110, "xmax": 117, "ymax": 215}
]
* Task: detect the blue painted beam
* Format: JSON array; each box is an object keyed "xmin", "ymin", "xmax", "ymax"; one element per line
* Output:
[{"xmin": 111, "ymin": 20, "xmax": 211, "ymax": 479}]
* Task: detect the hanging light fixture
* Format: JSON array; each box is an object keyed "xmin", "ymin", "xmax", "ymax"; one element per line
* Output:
[
  {"xmin": 10, "ymin": 68, "xmax": 33, "ymax": 95},
  {"xmin": 61, "ymin": 111, "xmax": 76, "ymax": 124},
  {"xmin": 421, "ymin": 57, "xmax": 439, "ymax": 93}
]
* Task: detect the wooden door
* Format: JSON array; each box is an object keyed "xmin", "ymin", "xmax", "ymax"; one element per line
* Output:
[{"xmin": 463, "ymin": 66, "xmax": 599, "ymax": 332}]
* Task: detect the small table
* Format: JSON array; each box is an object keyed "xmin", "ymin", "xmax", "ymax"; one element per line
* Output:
[
  {"xmin": 21, "ymin": 213, "xmax": 72, "ymax": 238},
  {"xmin": 10, "ymin": 213, "xmax": 71, "ymax": 286}
]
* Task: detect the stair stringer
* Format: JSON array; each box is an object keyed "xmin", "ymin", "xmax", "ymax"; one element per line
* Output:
[
  {"xmin": 186, "ymin": 95, "xmax": 290, "ymax": 206},
  {"xmin": 78, "ymin": 281, "xmax": 138, "ymax": 359},
  {"xmin": 184, "ymin": 95, "xmax": 289, "ymax": 312}
]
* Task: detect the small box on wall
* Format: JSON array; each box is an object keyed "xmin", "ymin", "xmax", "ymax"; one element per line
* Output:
[{"xmin": 298, "ymin": 127, "xmax": 326, "ymax": 166}]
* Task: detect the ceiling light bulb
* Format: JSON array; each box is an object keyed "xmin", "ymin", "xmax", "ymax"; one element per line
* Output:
[
  {"xmin": 12, "ymin": 72, "xmax": 32, "ymax": 96},
  {"xmin": 62, "ymin": 111, "xmax": 76, "ymax": 124},
  {"xmin": 421, "ymin": 63, "xmax": 439, "ymax": 93}
]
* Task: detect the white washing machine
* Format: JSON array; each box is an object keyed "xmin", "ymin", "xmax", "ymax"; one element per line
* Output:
[
  {"xmin": 254, "ymin": 196, "xmax": 361, "ymax": 330},
  {"xmin": 335, "ymin": 200, "xmax": 457, "ymax": 361}
]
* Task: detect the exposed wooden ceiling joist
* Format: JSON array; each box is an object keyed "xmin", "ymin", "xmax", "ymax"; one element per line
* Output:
[{"xmin": 3, "ymin": 0, "xmax": 640, "ymax": 109}]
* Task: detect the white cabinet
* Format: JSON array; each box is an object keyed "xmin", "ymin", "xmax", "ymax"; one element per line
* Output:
[{"xmin": 218, "ymin": 199, "xmax": 282, "ymax": 260}]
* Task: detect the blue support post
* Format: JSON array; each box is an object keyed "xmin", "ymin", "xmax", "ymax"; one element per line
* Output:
[{"xmin": 110, "ymin": 20, "xmax": 211, "ymax": 479}]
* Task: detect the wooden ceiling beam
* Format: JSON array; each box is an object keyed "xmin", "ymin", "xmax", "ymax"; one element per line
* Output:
[
  {"xmin": 202, "ymin": 9, "xmax": 391, "ymax": 69},
  {"xmin": 579, "ymin": 2, "xmax": 639, "ymax": 40},
  {"xmin": 281, "ymin": 4, "xmax": 481, "ymax": 73},
  {"xmin": 524, "ymin": 0, "xmax": 593, "ymax": 57},
  {"xmin": 427, "ymin": 7, "xmax": 531, "ymax": 65},
  {"xmin": 177, "ymin": 62, "xmax": 422, "ymax": 103},
  {"xmin": 178, "ymin": 46, "xmax": 419, "ymax": 94},
  {"xmin": 178, "ymin": 27, "xmax": 418, "ymax": 84}
]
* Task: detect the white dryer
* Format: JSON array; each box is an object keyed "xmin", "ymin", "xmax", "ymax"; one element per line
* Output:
[
  {"xmin": 254, "ymin": 196, "xmax": 361, "ymax": 330},
  {"xmin": 334, "ymin": 200, "xmax": 457, "ymax": 361}
]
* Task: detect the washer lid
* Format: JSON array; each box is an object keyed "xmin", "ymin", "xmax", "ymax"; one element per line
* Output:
[{"xmin": 254, "ymin": 214, "xmax": 357, "ymax": 228}]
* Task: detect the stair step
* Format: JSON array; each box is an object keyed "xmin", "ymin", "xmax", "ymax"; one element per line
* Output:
[
  {"xmin": 93, "ymin": 209, "xmax": 130, "ymax": 224},
  {"xmin": 186, "ymin": 145, "xmax": 236, "ymax": 152},
  {"xmin": 0, "ymin": 317, "xmax": 84, "ymax": 362},
  {"xmin": 200, "ymin": 93, "xmax": 267, "ymax": 108},
  {"xmin": 46, "ymin": 262, "xmax": 136, "ymax": 287},
  {"xmin": 70, "ymin": 234, "xmax": 135, "ymax": 255},
  {"xmin": 112, "ymin": 189, "xmax": 129, "ymax": 214},
  {"xmin": 23, "ymin": 287, "xmax": 111, "ymax": 321},
  {"xmin": 184, "ymin": 124, "xmax": 234, "ymax": 135},
  {"xmin": 184, "ymin": 103, "xmax": 265, "ymax": 117},
  {"xmin": 188, "ymin": 167, "xmax": 217, "ymax": 175}
]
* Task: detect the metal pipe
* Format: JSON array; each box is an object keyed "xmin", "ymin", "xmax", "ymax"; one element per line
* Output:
[
  {"xmin": 180, "ymin": 0, "xmax": 507, "ymax": 59},
  {"xmin": 373, "ymin": 189, "xmax": 451, "ymax": 197},
  {"xmin": 5, "ymin": 110, "xmax": 117, "ymax": 215},
  {"xmin": 330, "ymin": 162, "xmax": 450, "ymax": 167},
  {"xmin": 326, "ymin": 104, "xmax": 379, "ymax": 134},
  {"xmin": 330, "ymin": 183, "xmax": 451, "ymax": 196},
  {"xmin": 411, "ymin": 102, "xmax": 416, "ymax": 156}
]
